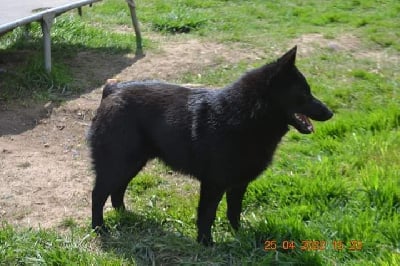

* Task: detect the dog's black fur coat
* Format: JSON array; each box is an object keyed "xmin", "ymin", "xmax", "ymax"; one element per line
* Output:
[{"xmin": 89, "ymin": 46, "xmax": 333, "ymax": 245}]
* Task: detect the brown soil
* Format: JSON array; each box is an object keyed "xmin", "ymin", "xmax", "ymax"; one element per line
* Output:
[
  {"xmin": 0, "ymin": 36, "xmax": 261, "ymax": 229},
  {"xmin": 292, "ymin": 33, "xmax": 361, "ymax": 56}
]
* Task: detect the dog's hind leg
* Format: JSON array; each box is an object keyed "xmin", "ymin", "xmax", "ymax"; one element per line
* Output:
[
  {"xmin": 92, "ymin": 176, "xmax": 111, "ymax": 232},
  {"xmin": 226, "ymin": 183, "xmax": 249, "ymax": 231},
  {"xmin": 196, "ymin": 182, "xmax": 225, "ymax": 246},
  {"xmin": 111, "ymin": 159, "xmax": 147, "ymax": 210},
  {"xmin": 92, "ymin": 157, "xmax": 146, "ymax": 231},
  {"xmin": 111, "ymin": 183, "xmax": 129, "ymax": 211}
]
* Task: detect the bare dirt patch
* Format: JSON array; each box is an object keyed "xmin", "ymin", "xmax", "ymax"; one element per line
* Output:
[
  {"xmin": 292, "ymin": 33, "xmax": 399, "ymax": 65},
  {"xmin": 0, "ymin": 37, "xmax": 261, "ymax": 229},
  {"xmin": 292, "ymin": 33, "xmax": 361, "ymax": 56},
  {"xmin": 0, "ymin": 95, "xmax": 97, "ymax": 228},
  {"xmin": 117, "ymin": 37, "xmax": 263, "ymax": 81}
]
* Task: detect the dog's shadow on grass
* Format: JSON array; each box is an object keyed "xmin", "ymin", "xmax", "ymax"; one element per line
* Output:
[
  {"xmin": 97, "ymin": 210, "xmax": 271, "ymax": 265},
  {"xmin": 98, "ymin": 210, "xmax": 208, "ymax": 265},
  {"xmin": 98, "ymin": 210, "xmax": 326, "ymax": 264}
]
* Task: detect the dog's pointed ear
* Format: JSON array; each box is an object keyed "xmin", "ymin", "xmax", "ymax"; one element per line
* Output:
[
  {"xmin": 278, "ymin": 46, "xmax": 297, "ymax": 67},
  {"xmin": 261, "ymin": 46, "xmax": 298, "ymax": 83}
]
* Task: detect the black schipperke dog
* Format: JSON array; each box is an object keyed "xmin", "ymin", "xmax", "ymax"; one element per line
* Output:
[{"xmin": 89, "ymin": 46, "xmax": 333, "ymax": 245}]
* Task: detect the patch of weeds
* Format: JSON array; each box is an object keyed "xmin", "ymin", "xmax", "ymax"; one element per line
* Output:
[
  {"xmin": 354, "ymin": 18, "xmax": 369, "ymax": 27},
  {"xmin": 0, "ymin": 27, "xmax": 29, "ymax": 50},
  {"xmin": 152, "ymin": 5, "xmax": 206, "ymax": 33},
  {"xmin": 361, "ymin": 167, "xmax": 400, "ymax": 211},
  {"xmin": 60, "ymin": 217, "xmax": 79, "ymax": 229},
  {"xmin": 350, "ymin": 69, "xmax": 377, "ymax": 80},
  {"xmin": 369, "ymin": 31, "xmax": 396, "ymax": 48},
  {"xmin": 51, "ymin": 15, "xmax": 135, "ymax": 52},
  {"xmin": 0, "ymin": 55, "xmax": 73, "ymax": 101},
  {"xmin": 129, "ymin": 173, "xmax": 163, "ymax": 194}
]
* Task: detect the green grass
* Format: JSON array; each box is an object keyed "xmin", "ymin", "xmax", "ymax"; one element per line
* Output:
[
  {"xmin": 0, "ymin": 13, "xmax": 137, "ymax": 101},
  {"xmin": 135, "ymin": 0, "xmax": 400, "ymax": 48},
  {"xmin": 0, "ymin": 224, "xmax": 124, "ymax": 265},
  {"xmin": 1, "ymin": 0, "xmax": 399, "ymax": 265}
]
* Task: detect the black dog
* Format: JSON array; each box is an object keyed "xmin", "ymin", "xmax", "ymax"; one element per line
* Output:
[{"xmin": 88, "ymin": 46, "xmax": 333, "ymax": 245}]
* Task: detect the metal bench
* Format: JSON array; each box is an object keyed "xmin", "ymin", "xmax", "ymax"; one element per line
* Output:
[{"xmin": 0, "ymin": 0, "xmax": 143, "ymax": 73}]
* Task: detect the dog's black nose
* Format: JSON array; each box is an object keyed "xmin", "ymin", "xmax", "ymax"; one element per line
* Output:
[
  {"xmin": 304, "ymin": 98, "xmax": 334, "ymax": 121},
  {"xmin": 322, "ymin": 108, "xmax": 334, "ymax": 121}
]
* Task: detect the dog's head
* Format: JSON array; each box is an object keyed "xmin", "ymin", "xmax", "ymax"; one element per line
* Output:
[{"xmin": 266, "ymin": 46, "xmax": 333, "ymax": 134}]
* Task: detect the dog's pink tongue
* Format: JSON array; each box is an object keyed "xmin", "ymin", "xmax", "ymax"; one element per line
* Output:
[
  {"xmin": 303, "ymin": 115, "xmax": 314, "ymax": 132},
  {"xmin": 298, "ymin": 114, "xmax": 314, "ymax": 132}
]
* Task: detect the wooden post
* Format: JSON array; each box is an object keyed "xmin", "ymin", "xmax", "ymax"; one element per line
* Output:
[{"xmin": 126, "ymin": 0, "xmax": 144, "ymax": 56}]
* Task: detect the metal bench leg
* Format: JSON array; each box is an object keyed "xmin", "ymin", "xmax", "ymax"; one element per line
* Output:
[
  {"xmin": 126, "ymin": 0, "xmax": 144, "ymax": 56},
  {"xmin": 41, "ymin": 13, "xmax": 55, "ymax": 73}
]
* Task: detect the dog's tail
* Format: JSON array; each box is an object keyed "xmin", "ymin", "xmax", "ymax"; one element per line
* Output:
[{"xmin": 102, "ymin": 79, "xmax": 119, "ymax": 99}]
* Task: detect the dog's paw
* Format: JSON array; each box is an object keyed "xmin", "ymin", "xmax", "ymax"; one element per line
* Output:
[
  {"xmin": 93, "ymin": 225, "xmax": 109, "ymax": 235},
  {"xmin": 197, "ymin": 235, "xmax": 214, "ymax": 247}
]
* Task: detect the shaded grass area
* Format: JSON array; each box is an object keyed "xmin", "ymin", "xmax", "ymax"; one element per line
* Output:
[
  {"xmin": 1, "ymin": 0, "xmax": 399, "ymax": 265},
  {"xmin": 0, "ymin": 13, "xmax": 138, "ymax": 101}
]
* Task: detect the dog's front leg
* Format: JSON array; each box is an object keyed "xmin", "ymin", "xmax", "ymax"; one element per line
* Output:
[
  {"xmin": 196, "ymin": 182, "xmax": 225, "ymax": 246},
  {"xmin": 226, "ymin": 183, "xmax": 249, "ymax": 230}
]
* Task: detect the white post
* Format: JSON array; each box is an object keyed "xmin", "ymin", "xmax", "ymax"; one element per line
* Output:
[{"xmin": 41, "ymin": 13, "xmax": 55, "ymax": 73}]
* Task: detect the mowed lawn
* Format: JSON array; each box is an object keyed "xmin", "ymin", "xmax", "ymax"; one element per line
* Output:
[{"xmin": 1, "ymin": 0, "xmax": 399, "ymax": 265}]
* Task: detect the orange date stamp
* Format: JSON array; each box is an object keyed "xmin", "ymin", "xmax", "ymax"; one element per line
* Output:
[{"xmin": 264, "ymin": 240, "xmax": 363, "ymax": 251}]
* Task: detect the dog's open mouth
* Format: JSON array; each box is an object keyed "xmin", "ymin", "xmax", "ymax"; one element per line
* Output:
[{"xmin": 292, "ymin": 113, "xmax": 314, "ymax": 134}]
